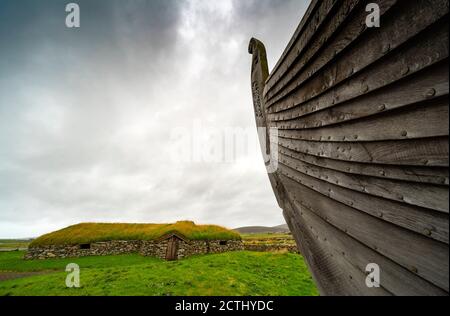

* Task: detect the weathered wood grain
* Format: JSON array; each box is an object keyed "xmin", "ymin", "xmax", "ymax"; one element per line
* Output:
[
  {"xmin": 278, "ymin": 164, "xmax": 449, "ymax": 244},
  {"xmin": 250, "ymin": 0, "xmax": 449, "ymax": 295},
  {"xmin": 266, "ymin": 0, "xmax": 398, "ymax": 102},
  {"xmin": 279, "ymin": 154, "xmax": 449, "ymax": 212},
  {"xmin": 267, "ymin": 1, "xmax": 449, "ymax": 110},
  {"xmin": 268, "ymin": 61, "xmax": 449, "ymax": 127},
  {"xmin": 276, "ymin": 136, "xmax": 449, "ymax": 166},
  {"xmin": 284, "ymin": 186, "xmax": 448, "ymax": 295},
  {"xmin": 281, "ymin": 175, "xmax": 449, "ymax": 291},
  {"xmin": 279, "ymin": 146, "xmax": 449, "ymax": 186},
  {"xmin": 266, "ymin": 0, "xmax": 336, "ymax": 90},
  {"xmin": 283, "ymin": 200, "xmax": 390, "ymax": 296},
  {"xmin": 269, "ymin": 17, "xmax": 449, "ymax": 114},
  {"xmin": 265, "ymin": 0, "xmax": 365, "ymax": 99},
  {"xmin": 276, "ymin": 97, "xmax": 448, "ymax": 142}
]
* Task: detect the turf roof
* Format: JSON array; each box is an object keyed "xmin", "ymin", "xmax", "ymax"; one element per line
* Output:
[{"xmin": 30, "ymin": 221, "xmax": 241, "ymax": 247}]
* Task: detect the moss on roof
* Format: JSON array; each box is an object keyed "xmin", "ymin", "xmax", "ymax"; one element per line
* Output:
[{"xmin": 29, "ymin": 221, "xmax": 241, "ymax": 247}]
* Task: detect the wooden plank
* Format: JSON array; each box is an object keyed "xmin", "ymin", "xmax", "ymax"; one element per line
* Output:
[
  {"xmin": 280, "ymin": 146, "xmax": 449, "ymax": 186},
  {"xmin": 283, "ymin": 200, "xmax": 390, "ymax": 296},
  {"xmin": 267, "ymin": 0, "xmax": 449, "ymax": 109},
  {"xmin": 268, "ymin": 60, "xmax": 449, "ymax": 126},
  {"xmin": 280, "ymin": 174, "xmax": 449, "ymax": 291},
  {"xmin": 266, "ymin": 0, "xmax": 335, "ymax": 88},
  {"xmin": 279, "ymin": 154, "xmax": 449, "ymax": 212},
  {"xmin": 278, "ymin": 164, "xmax": 449, "ymax": 244},
  {"xmin": 266, "ymin": 0, "xmax": 398, "ymax": 102},
  {"xmin": 266, "ymin": 0, "xmax": 364, "ymax": 99},
  {"xmin": 275, "ymin": 97, "xmax": 449, "ymax": 142},
  {"xmin": 276, "ymin": 136, "xmax": 449, "ymax": 167},
  {"xmin": 268, "ymin": 16, "xmax": 449, "ymax": 114},
  {"xmin": 283, "ymin": 184, "xmax": 448, "ymax": 295}
]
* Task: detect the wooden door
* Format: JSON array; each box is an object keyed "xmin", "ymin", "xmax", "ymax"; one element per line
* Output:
[{"xmin": 165, "ymin": 236, "xmax": 179, "ymax": 261}]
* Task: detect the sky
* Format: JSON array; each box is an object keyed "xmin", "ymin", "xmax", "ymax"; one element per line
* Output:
[{"xmin": 0, "ymin": 0, "xmax": 309, "ymax": 238}]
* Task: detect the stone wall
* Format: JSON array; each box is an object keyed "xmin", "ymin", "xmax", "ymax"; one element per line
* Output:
[
  {"xmin": 24, "ymin": 240, "xmax": 142, "ymax": 260},
  {"xmin": 25, "ymin": 239, "xmax": 244, "ymax": 260},
  {"xmin": 243, "ymin": 244, "xmax": 298, "ymax": 253}
]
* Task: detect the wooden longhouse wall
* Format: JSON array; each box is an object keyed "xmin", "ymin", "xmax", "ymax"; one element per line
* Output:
[{"xmin": 249, "ymin": 0, "xmax": 449, "ymax": 296}]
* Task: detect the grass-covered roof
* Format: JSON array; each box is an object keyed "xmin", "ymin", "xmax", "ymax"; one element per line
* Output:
[{"xmin": 30, "ymin": 221, "xmax": 241, "ymax": 247}]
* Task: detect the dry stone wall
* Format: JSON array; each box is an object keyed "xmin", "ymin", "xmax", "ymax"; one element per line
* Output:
[
  {"xmin": 243, "ymin": 244, "xmax": 298, "ymax": 253},
  {"xmin": 25, "ymin": 239, "xmax": 244, "ymax": 260}
]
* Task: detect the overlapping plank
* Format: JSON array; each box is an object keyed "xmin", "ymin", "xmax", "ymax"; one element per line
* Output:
[
  {"xmin": 280, "ymin": 174, "xmax": 449, "ymax": 291},
  {"xmin": 283, "ymin": 180, "xmax": 448, "ymax": 295},
  {"xmin": 279, "ymin": 154, "xmax": 449, "ymax": 212},
  {"xmin": 266, "ymin": 0, "xmax": 365, "ymax": 99},
  {"xmin": 266, "ymin": 0, "xmax": 400, "ymax": 102},
  {"xmin": 268, "ymin": 16, "xmax": 449, "ymax": 114},
  {"xmin": 278, "ymin": 164, "xmax": 449, "ymax": 243},
  {"xmin": 279, "ymin": 146, "xmax": 449, "ymax": 186},
  {"xmin": 268, "ymin": 61, "xmax": 449, "ymax": 127},
  {"xmin": 276, "ymin": 136, "xmax": 449, "ymax": 166},
  {"xmin": 275, "ymin": 97, "xmax": 448, "ymax": 142}
]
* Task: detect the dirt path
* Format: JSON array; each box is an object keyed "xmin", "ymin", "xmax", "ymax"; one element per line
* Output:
[{"xmin": 0, "ymin": 271, "xmax": 51, "ymax": 282}]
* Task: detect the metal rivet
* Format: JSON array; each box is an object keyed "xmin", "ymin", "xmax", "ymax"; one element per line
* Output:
[
  {"xmin": 382, "ymin": 44, "xmax": 391, "ymax": 54},
  {"xmin": 425, "ymin": 88, "xmax": 436, "ymax": 98},
  {"xmin": 411, "ymin": 266, "xmax": 418, "ymax": 274},
  {"xmin": 402, "ymin": 66, "xmax": 410, "ymax": 76},
  {"xmin": 401, "ymin": 131, "xmax": 408, "ymax": 137},
  {"xmin": 378, "ymin": 212, "xmax": 384, "ymax": 218},
  {"xmin": 380, "ymin": 171, "xmax": 386, "ymax": 176},
  {"xmin": 361, "ymin": 84, "xmax": 369, "ymax": 93},
  {"xmin": 424, "ymin": 229, "xmax": 432, "ymax": 236},
  {"xmin": 378, "ymin": 104, "xmax": 386, "ymax": 111}
]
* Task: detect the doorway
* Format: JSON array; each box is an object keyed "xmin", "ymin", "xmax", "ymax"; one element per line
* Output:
[{"xmin": 165, "ymin": 236, "xmax": 179, "ymax": 261}]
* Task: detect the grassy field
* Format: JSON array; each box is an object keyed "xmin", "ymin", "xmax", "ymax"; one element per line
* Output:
[
  {"xmin": 241, "ymin": 233, "xmax": 296, "ymax": 246},
  {"xmin": 0, "ymin": 240, "xmax": 31, "ymax": 250},
  {"xmin": 0, "ymin": 251, "xmax": 318, "ymax": 296},
  {"xmin": 30, "ymin": 222, "xmax": 240, "ymax": 247}
]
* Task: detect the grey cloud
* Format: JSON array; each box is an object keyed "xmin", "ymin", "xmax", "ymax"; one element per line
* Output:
[{"xmin": 0, "ymin": 0, "xmax": 309, "ymax": 238}]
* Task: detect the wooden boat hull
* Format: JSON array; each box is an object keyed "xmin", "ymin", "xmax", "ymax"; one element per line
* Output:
[{"xmin": 249, "ymin": 0, "xmax": 449, "ymax": 295}]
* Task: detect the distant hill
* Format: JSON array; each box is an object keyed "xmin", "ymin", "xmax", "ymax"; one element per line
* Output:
[{"xmin": 233, "ymin": 224, "xmax": 290, "ymax": 234}]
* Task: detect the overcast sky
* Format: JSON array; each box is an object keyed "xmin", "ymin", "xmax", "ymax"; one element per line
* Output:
[{"xmin": 0, "ymin": 0, "xmax": 309, "ymax": 238}]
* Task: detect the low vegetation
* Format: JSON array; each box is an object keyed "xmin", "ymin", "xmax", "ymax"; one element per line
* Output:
[
  {"xmin": 0, "ymin": 251, "xmax": 318, "ymax": 296},
  {"xmin": 242, "ymin": 233, "xmax": 296, "ymax": 246},
  {"xmin": 30, "ymin": 221, "xmax": 241, "ymax": 247},
  {"xmin": 0, "ymin": 239, "xmax": 32, "ymax": 250}
]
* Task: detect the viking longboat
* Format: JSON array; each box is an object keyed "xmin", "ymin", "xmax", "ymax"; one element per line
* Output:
[{"xmin": 249, "ymin": 0, "xmax": 449, "ymax": 296}]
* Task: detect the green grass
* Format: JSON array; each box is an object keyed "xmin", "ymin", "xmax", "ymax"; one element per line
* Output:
[
  {"xmin": 0, "ymin": 239, "xmax": 32, "ymax": 250},
  {"xmin": 242, "ymin": 233, "xmax": 296, "ymax": 246},
  {"xmin": 0, "ymin": 243, "xmax": 30, "ymax": 250},
  {"xmin": 0, "ymin": 251, "xmax": 318, "ymax": 296},
  {"xmin": 30, "ymin": 222, "xmax": 241, "ymax": 247},
  {"xmin": 241, "ymin": 233, "xmax": 293, "ymax": 240}
]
